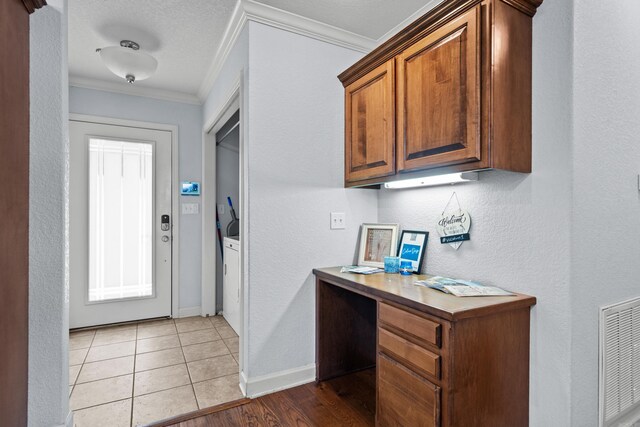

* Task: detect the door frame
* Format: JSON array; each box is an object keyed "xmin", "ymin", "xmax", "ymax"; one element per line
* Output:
[
  {"xmin": 202, "ymin": 72, "xmax": 248, "ymax": 390},
  {"xmin": 69, "ymin": 113, "xmax": 181, "ymax": 318}
]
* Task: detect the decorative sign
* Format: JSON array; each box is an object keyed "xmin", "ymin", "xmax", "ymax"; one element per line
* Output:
[{"xmin": 437, "ymin": 192, "xmax": 471, "ymax": 250}]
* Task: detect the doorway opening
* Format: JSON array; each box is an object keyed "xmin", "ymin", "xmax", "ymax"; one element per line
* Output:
[
  {"xmin": 202, "ymin": 82, "xmax": 246, "ymax": 399},
  {"xmin": 215, "ymin": 109, "xmax": 241, "ymax": 335}
]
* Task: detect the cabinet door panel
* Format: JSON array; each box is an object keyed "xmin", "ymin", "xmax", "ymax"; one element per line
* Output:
[
  {"xmin": 377, "ymin": 353, "xmax": 440, "ymax": 426},
  {"xmin": 345, "ymin": 60, "xmax": 395, "ymax": 183},
  {"xmin": 397, "ymin": 6, "xmax": 480, "ymax": 172}
]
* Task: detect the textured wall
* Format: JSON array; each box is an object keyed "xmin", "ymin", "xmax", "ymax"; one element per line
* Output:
[
  {"xmin": 202, "ymin": 27, "xmax": 249, "ymax": 128},
  {"xmin": 29, "ymin": 2, "xmax": 70, "ymax": 426},
  {"xmin": 245, "ymin": 21, "xmax": 378, "ymax": 378},
  {"xmin": 69, "ymin": 86, "xmax": 203, "ymax": 310},
  {"xmin": 571, "ymin": 1, "xmax": 640, "ymax": 425},
  {"xmin": 377, "ymin": 1, "xmax": 574, "ymax": 425}
]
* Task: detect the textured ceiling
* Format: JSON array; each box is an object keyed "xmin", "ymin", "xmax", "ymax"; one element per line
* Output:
[
  {"xmin": 68, "ymin": 0, "xmax": 433, "ymax": 100},
  {"xmin": 68, "ymin": 0, "xmax": 237, "ymax": 98}
]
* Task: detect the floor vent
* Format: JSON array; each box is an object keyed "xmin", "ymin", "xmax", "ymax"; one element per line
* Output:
[{"xmin": 600, "ymin": 297, "xmax": 640, "ymax": 427}]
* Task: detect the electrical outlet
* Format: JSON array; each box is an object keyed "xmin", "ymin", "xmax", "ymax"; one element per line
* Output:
[{"xmin": 330, "ymin": 212, "xmax": 346, "ymax": 230}]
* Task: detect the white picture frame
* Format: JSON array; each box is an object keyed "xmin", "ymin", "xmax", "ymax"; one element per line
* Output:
[{"xmin": 357, "ymin": 223, "xmax": 400, "ymax": 268}]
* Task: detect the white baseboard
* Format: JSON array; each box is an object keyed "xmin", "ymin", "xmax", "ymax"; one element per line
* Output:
[
  {"xmin": 243, "ymin": 363, "xmax": 316, "ymax": 398},
  {"xmin": 55, "ymin": 411, "xmax": 72, "ymax": 427},
  {"xmin": 239, "ymin": 370, "xmax": 248, "ymax": 396},
  {"xmin": 177, "ymin": 306, "xmax": 201, "ymax": 318}
]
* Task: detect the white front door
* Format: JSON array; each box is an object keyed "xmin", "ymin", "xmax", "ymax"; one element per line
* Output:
[{"xmin": 69, "ymin": 120, "xmax": 173, "ymax": 329}]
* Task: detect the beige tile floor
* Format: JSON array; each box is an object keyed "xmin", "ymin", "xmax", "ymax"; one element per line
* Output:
[{"xmin": 69, "ymin": 316, "xmax": 241, "ymax": 427}]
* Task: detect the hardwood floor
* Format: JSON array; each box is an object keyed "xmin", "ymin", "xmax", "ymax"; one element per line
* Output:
[{"xmin": 163, "ymin": 369, "xmax": 376, "ymax": 427}]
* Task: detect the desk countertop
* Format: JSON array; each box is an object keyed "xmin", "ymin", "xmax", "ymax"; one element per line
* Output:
[{"xmin": 313, "ymin": 267, "xmax": 536, "ymax": 321}]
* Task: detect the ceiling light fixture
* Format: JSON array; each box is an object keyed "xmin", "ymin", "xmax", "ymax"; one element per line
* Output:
[
  {"xmin": 96, "ymin": 40, "xmax": 157, "ymax": 84},
  {"xmin": 383, "ymin": 172, "xmax": 479, "ymax": 189}
]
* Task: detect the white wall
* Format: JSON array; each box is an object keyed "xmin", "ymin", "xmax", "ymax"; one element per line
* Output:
[
  {"xmin": 29, "ymin": 2, "xmax": 70, "ymax": 426},
  {"xmin": 203, "ymin": 21, "xmax": 379, "ymax": 390},
  {"xmin": 202, "ymin": 27, "xmax": 249, "ymax": 128},
  {"xmin": 69, "ymin": 87, "xmax": 204, "ymax": 311},
  {"xmin": 244, "ymin": 22, "xmax": 378, "ymax": 381},
  {"xmin": 377, "ymin": 1, "xmax": 574, "ymax": 425},
  {"xmin": 571, "ymin": 1, "xmax": 640, "ymax": 425}
]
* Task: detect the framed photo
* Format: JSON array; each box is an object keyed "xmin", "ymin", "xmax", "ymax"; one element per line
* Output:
[
  {"xmin": 358, "ymin": 223, "xmax": 399, "ymax": 268},
  {"xmin": 397, "ymin": 230, "xmax": 429, "ymax": 274}
]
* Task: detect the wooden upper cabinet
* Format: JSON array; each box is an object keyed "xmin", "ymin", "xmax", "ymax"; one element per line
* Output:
[
  {"xmin": 339, "ymin": 0, "xmax": 542, "ymax": 187},
  {"xmin": 344, "ymin": 60, "xmax": 395, "ymax": 184},
  {"xmin": 397, "ymin": 6, "xmax": 480, "ymax": 172}
]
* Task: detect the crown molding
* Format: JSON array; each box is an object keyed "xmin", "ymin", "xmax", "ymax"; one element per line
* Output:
[
  {"xmin": 376, "ymin": 0, "xmax": 443, "ymax": 44},
  {"xmin": 242, "ymin": 0, "xmax": 376, "ymax": 53},
  {"xmin": 196, "ymin": 0, "xmax": 248, "ymax": 101},
  {"xmin": 196, "ymin": 0, "xmax": 377, "ymax": 102},
  {"xmin": 502, "ymin": 0, "xmax": 543, "ymax": 17},
  {"xmin": 22, "ymin": 0, "xmax": 46, "ymax": 14},
  {"xmin": 69, "ymin": 76, "xmax": 201, "ymax": 105}
]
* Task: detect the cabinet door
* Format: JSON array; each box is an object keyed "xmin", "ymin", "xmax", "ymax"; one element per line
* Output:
[
  {"xmin": 397, "ymin": 6, "xmax": 480, "ymax": 172},
  {"xmin": 345, "ymin": 60, "xmax": 395, "ymax": 184}
]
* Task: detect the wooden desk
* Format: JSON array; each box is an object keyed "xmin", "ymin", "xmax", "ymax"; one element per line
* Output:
[{"xmin": 314, "ymin": 267, "xmax": 536, "ymax": 427}]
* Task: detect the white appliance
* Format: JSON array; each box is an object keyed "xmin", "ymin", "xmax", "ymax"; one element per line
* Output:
[{"xmin": 223, "ymin": 237, "xmax": 241, "ymax": 335}]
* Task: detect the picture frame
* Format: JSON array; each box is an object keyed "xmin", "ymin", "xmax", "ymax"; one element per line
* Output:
[
  {"xmin": 358, "ymin": 223, "xmax": 400, "ymax": 268},
  {"xmin": 397, "ymin": 230, "xmax": 429, "ymax": 274}
]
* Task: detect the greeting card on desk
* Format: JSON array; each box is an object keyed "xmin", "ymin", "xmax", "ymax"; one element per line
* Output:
[
  {"xmin": 415, "ymin": 277, "xmax": 514, "ymax": 297},
  {"xmin": 340, "ymin": 266, "xmax": 384, "ymax": 275}
]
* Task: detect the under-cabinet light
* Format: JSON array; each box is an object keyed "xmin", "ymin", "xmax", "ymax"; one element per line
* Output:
[{"xmin": 383, "ymin": 172, "xmax": 479, "ymax": 189}]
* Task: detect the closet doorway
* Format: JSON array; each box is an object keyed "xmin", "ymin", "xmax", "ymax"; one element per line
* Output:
[{"xmin": 202, "ymin": 86, "xmax": 246, "ymax": 395}]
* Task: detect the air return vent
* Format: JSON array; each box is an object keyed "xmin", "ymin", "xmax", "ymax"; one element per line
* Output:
[{"xmin": 600, "ymin": 297, "xmax": 640, "ymax": 427}]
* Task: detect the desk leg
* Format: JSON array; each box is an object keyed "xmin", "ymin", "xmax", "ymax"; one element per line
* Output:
[{"xmin": 316, "ymin": 278, "xmax": 377, "ymax": 382}]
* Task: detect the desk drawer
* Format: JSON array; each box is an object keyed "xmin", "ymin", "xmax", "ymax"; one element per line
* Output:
[
  {"xmin": 379, "ymin": 327, "xmax": 440, "ymax": 380},
  {"xmin": 379, "ymin": 302, "xmax": 441, "ymax": 348},
  {"xmin": 378, "ymin": 353, "xmax": 440, "ymax": 426}
]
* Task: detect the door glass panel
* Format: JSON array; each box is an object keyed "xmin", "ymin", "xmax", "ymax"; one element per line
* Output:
[{"xmin": 88, "ymin": 138, "xmax": 153, "ymax": 302}]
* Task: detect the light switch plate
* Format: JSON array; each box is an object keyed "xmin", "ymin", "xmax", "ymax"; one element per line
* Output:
[
  {"xmin": 182, "ymin": 203, "xmax": 199, "ymax": 215},
  {"xmin": 217, "ymin": 203, "xmax": 225, "ymax": 215},
  {"xmin": 330, "ymin": 212, "xmax": 346, "ymax": 229}
]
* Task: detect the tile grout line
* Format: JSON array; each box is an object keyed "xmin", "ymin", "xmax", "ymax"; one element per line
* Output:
[
  {"xmin": 130, "ymin": 320, "xmax": 141, "ymax": 427},
  {"xmin": 68, "ymin": 373, "xmax": 134, "ymax": 412},
  {"xmin": 70, "ymin": 397, "xmax": 132, "ymax": 415},
  {"xmin": 177, "ymin": 321, "xmax": 200, "ymax": 410},
  {"xmin": 69, "ymin": 329, "xmax": 96, "ymax": 406}
]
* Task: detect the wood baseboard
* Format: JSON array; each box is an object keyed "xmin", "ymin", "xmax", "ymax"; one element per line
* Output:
[{"xmin": 145, "ymin": 397, "xmax": 251, "ymax": 427}]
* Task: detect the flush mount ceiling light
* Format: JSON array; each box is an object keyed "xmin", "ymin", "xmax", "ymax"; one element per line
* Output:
[
  {"xmin": 384, "ymin": 172, "xmax": 479, "ymax": 189},
  {"xmin": 96, "ymin": 40, "xmax": 157, "ymax": 84}
]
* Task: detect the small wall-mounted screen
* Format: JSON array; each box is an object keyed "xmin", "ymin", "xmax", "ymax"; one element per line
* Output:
[{"xmin": 181, "ymin": 181, "xmax": 200, "ymax": 196}]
